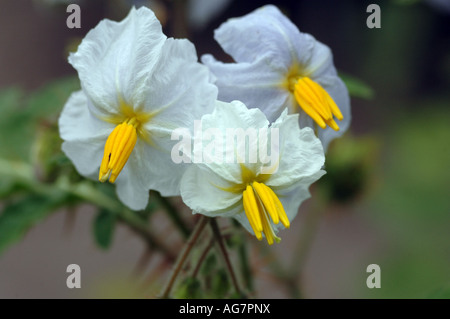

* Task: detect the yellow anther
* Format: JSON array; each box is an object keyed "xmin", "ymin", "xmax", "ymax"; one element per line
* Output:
[
  {"xmin": 323, "ymin": 90, "xmax": 343, "ymax": 121},
  {"xmin": 99, "ymin": 120, "xmax": 138, "ymax": 183},
  {"xmin": 264, "ymin": 185, "xmax": 290, "ymax": 228},
  {"xmin": 297, "ymin": 77, "xmax": 332, "ymax": 121},
  {"xmin": 242, "ymin": 182, "xmax": 288, "ymax": 245},
  {"xmin": 243, "ymin": 185, "xmax": 263, "ymax": 233},
  {"xmin": 293, "ymin": 77, "xmax": 344, "ymax": 131},
  {"xmin": 252, "ymin": 182, "xmax": 279, "ymax": 225}
]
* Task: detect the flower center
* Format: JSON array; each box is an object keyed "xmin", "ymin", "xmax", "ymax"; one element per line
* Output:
[
  {"xmin": 98, "ymin": 102, "xmax": 155, "ymax": 183},
  {"xmin": 242, "ymin": 181, "xmax": 290, "ymax": 245},
  {"xmin": 99, "ymin": 118, "xmax": 138, "ymax": 183},
  {"xmin": 283, "ymin": 64, "xmax": 344, "ymax": 131}
]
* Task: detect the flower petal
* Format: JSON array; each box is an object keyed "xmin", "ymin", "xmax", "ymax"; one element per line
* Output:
[
  {"xmin": 266, "ymin": 111, "xmax": 325, "ymax": 188},
  {"xmin": 273, "ymin": 170, "xmax": 325, "ymax": 229},
  {"xmin": 113, "ymin": 142, "xmax": 151, "ymax": 211},
  {"xmin": 59, "ymin": 91, "xmax": 113, "ymax": 178},
  {"xmin": 180, "ymin": 164, "xmax": 243, "ymax": 216},
  {"xmin": 301, "ymin": 37, "xmax": 337, "ymax": 79},
  {"xmin": 213, "ymin": 5, "xmax": 306, "ymax": 69},
  {"xmin": 203, "ymin": 4, "xmax": 350, "ymax": 150},
  {"xmin": 192, "ymin": 100, "xmax": 270, "ymax": 184},
  {"xmin": 201, "ymin": 54, "xmax": 289, "ymax": 122},
  {"xmin": 68, "ymin": 6, "xmax": 166, "ymax": 117},
  {"xmin": 142, "ymin": 38, "xmax": 217, "ymax": 129}
]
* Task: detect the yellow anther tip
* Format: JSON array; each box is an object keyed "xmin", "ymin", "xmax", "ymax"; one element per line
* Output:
[
  {"xmin": 99, "ymin": 168, "xmax": 112, "ymax": 183},
  {"xmin": 109, "ymin": 175, "xmax": 118, "ymax": 183},
  {"xmin": 292, "ymin": 76, "xmax": 345, "ymax": 132},
  {"xmin": 326, "ymin": 118, "xmax": 340, "ymax": 131}
]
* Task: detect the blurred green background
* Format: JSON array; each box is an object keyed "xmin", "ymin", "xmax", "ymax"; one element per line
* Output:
[{"xmin": 0, "ymin": 0, "xmax": 449, "ymax": 299}]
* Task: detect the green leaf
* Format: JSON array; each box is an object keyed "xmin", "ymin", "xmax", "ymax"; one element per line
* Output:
[
  {"xmin": 320, "ymin": 135, "xmax": 380, "ymax": 203},
  {"xmin": 0, "ymin": 176, "xmax": 16, "ymax": 199},
  {"xmin": 339, "ymin": 72, "xmax": 375, "ymax": 100},
  {"xmin": 0, "ymin": 195, "xmax": 60, "ymax": 255},
  {"xmin": 211, "ymin": 269, "xmax": 230, "ymax": 298},
  {"xmin": 26, "ymin": 76, "xmax": 80, "ymax": 119},
  {"xmin": 173, "ymin": 277, "xmax": 202, "ymax": 299},
  {"xmin": 93, "ymin": 209, "xmax": 116, "ymax": 250},
  {"xmin": 201, "ymin": 253, "xmax": 217, "ymax": 276},
  {"xmin": 0, "ymin": 77, "xmax": 78, "ymax": 162},
  {"xmin": 0, "ymin": 88, "xmax": 33, "ymax": 161},
  {"xmin": 0, "ymin": 87, "xmax": 24, "ymax": 113},
  {"xmin": 364, "ymin": 107, "xmax": 450, "ymax": 298}
]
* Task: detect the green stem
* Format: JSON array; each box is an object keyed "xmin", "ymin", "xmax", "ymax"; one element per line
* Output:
[{"xmin": 159, "ymin": 216, "xmax": 208, "ymax": 298}]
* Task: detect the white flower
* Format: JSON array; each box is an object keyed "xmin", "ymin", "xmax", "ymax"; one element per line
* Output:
[
  {"xmin": 202, "ymin": 4, "xmax": 351, "ymax": 151},
  {"xmin": 180, "ymin": 100, "xmax": 325, "ymax": 245},
  {"xmin": 59, "ymin": 7, "xmax": 217, "ymax": 210}
]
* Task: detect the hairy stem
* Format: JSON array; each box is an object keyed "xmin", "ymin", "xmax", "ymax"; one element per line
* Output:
[
  {"xmin": 192, "ymin": 238, "xmax": 215, "ymax": 279},
  {"xmin": 210, "ymin": 218, "xmax": 242, "ymax": 297},
  {"xmin": 159, "ymin": 216, "xmax": 208, "ymax": 298}
]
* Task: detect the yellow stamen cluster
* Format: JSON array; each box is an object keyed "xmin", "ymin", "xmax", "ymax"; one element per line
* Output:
[
  {"xmin": 99, "ymin": 118, "xmax": 138, "ymax": 183},
  {"xmin": 293, "ymin": 77, "xmax": 343, "ymax": 131},
  {"xmin": 242, "ymin": 181, "xmax": 290, "ymax": 245}
]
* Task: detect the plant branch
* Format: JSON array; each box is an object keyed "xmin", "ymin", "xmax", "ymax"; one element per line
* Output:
[
  {"xmin": 209, "ymin": 218, "xmax": 242, "ymax": 297},
  {"xmin": 192, "ymin": 237, "xmax": 215, "ymax": 279},
  {"xmin": 159, "ymin": 215, "xmax": 208, "ymax": 298},
  {"xmin": 0, "ymin": 158, "xmax": 177, "ymax": 261}
]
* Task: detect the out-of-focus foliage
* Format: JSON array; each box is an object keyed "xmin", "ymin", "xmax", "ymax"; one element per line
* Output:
[
  {"xmin": 0, "ymin": 77, "xmax": 127, "ymax": 256},
  {"xmin": 319, "ymin": 134, "xmax": 380, "ymax": 204},
  {"xmin": 428, "ymin": 283, "xmax": 450, "ymax": 299},
  {"xmin": 362, "ymin": 104, "xmax": 450, "ymax": 299},
  {"xmin": 93, "ymin": 208, "xmax": 117, "ymax": 250},
  {"xmin": 0, "ymin": 195, "xmax": 64, "ymax": 255},
  {"xmin": 0, "ymin": 78, "xmax": 79, "ymax": 254},
  {"xmin": 340, "ymin": 72, "xmax": 375, "ymax": 100}
]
